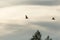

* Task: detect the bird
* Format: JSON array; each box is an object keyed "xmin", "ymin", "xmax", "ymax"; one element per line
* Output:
[
  {"xmin": 52, "ymin": 17, "xmax": 55, "ymax": 20},
  {"xmin": 25, "ymin": 15, "xmax": 28, "ymax": 19}
]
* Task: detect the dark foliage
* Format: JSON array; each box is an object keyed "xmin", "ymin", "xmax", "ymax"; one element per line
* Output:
[
  {"xmin": 31, "ymin": 30, "xmax": 52, "ymax": 40},
  {"xmin": 45, "ymin": 36, "xmax": 52, "ymax": 40},
  {"xmin": 31, "ymin": 30, "xmax": 41, "ymax": 40}
]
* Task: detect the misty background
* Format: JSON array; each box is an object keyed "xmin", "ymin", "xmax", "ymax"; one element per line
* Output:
[
  {"xmin": 0, "ymin": 0, "xmax": 60, "ymax": 40},
  {"xmin": 0, "ymin": 0, "xmax": 60, "ymax": 7}
]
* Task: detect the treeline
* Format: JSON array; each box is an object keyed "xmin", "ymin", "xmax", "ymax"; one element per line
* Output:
[{"xmin": 30, "ymin": 30, "xmax": 52, "ymax": 40}]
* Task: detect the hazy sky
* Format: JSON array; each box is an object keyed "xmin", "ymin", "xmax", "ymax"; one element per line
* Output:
[
  {"xmin": 0, "ymin": 0, "xmax": 60, "ymax": 40},
  {"xmin": 0, "ymin": 5, "xmax": 60, "ymax": 40},
  {"xmin": 0, "ymin": 0, "xmax": 60, "ymax": 7}
]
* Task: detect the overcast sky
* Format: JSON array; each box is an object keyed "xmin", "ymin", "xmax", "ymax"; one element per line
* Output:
[
  {"xmin": 0, "ymin": 5, "xmax": 60, "ymax": 40},
  {"xmin": 0, "ymin": 0, "xmax": 60, "ymax": 40},
  {"xmin": 0, "ymin": 0, "xmax": 60, "ymax": 7}
]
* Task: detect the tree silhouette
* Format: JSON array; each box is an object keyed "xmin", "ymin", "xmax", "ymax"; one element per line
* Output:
[
  {"xmin": 31, "ymin": 30, "xmax": 41, "ymax": 40},
  {"xmin": 45, "ymin": 36, "xmax": 50, "ymax": 40},
  {"xmin": 30, "ymin": 30, "xmax": 53, "ymax": 40},
  {"xmin": 50, "ymin": 38, "xmax": 52, "ymax": 40},
  {"xmin": 45, "ymin": 35, "xmax": 52, "ymax": 40}
]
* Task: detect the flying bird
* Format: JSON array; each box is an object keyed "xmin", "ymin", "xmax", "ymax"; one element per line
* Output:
[
  {"xmin": 25, "ymin": 15, "xmax": 28, "ymax": 19},
  {"xmin": 52, "ymin": 17, "xmax": 55, "ymax": 20}
]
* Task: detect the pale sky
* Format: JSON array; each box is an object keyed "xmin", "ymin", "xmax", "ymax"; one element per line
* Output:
[
  {"xmin": 0, "ymin": 0, "xmax": 60, "ymax": 40},
  {"xmin": 0, "ymin": 5, "xmax": 60, "ymax": 40},
  {"xmin": 0, "ymin": 0, "xmax": 60, "ymax": 7}
]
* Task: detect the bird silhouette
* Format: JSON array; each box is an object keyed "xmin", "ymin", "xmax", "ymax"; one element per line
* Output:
[
  {"xmin": 52, "ymin": 17, "xmax": 55, "ymax": 20},
  {"xmin": 25, "ymin": 15, "xmax": 28, "ymax": 19}
]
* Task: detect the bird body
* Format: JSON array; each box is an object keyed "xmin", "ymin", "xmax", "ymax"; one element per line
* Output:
[
  {"xmin": 52, "ymin": 17, "xmax": 55, "ymax": 20},
  {"xmin": 25, "ymin": 15, "xmax": 28, "ymax": 19}
]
